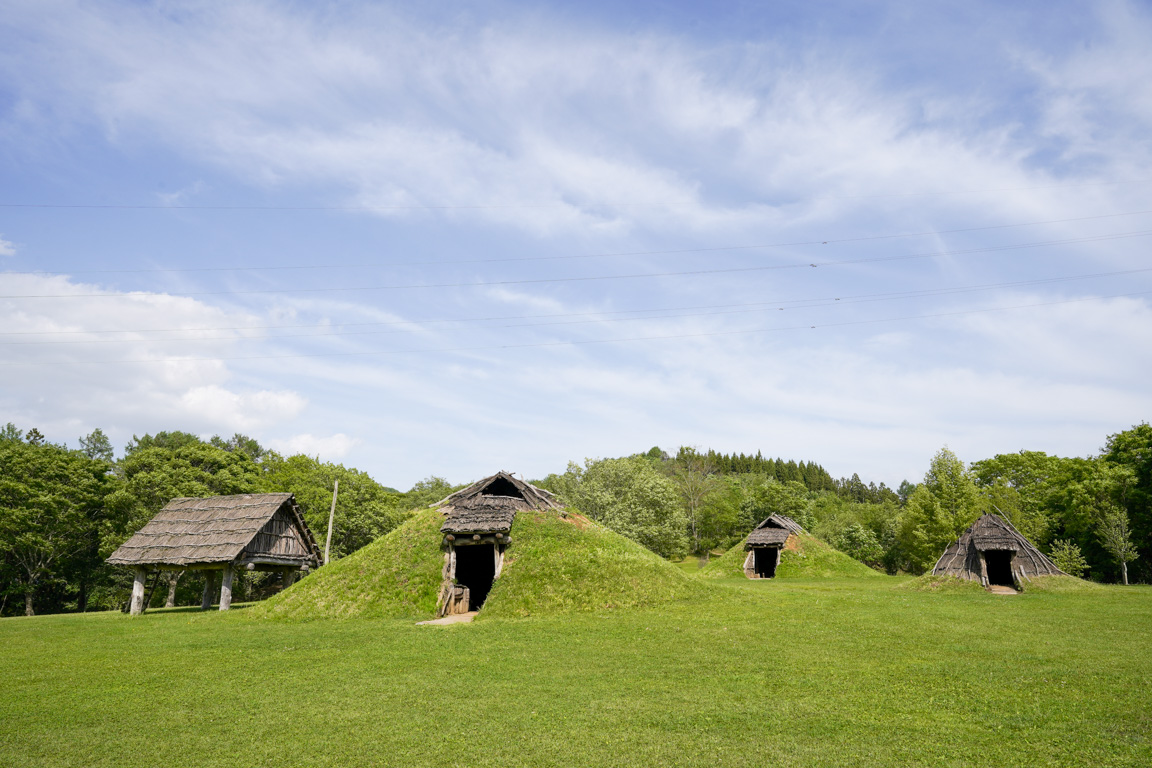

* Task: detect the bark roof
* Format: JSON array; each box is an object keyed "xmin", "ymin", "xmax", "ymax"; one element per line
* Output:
[
  {"xmin": 745, "ymin": 514, "xmax": 805, "ymax": 547},
  {"xmin": 437, "ymin": 471, "xmax": 562, "ymax": 535},
  {"xmin": 932, "ymin": 513, "xmax": 1065, "ymax": 580},
  {"xmin": 106, "ymin": 493, "xmax": 321, "ymax": 568}
]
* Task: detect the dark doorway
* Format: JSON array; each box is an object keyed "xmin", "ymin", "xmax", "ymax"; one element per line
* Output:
[
  {"xmin": 984, "ymin": 550, "xmax": 1015, "ymax": 587},
  {"xmin": 454, "ymin": 544, "xmax": 496, "ymax": 610},
  {"xmin": 753, "ymin": 547, "xmax": 779, "ymax": 578},
  {"xmin": 480, "ymin": 476, "xmax": 524, "ymax": 499}
]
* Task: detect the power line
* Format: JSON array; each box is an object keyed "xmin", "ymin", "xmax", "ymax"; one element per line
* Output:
[
  {"xmin": 20, "ymin": 208, "xmax": 1152, "ymax": 276},
  {"xmin": 3, "ymin": 267, "xmax": 1148, "ymax": 345},
  {"xmin": 5, "ymin": 228, "xmax": 1151, "ymax": 300},
  {"xmin": 3, "ymin": 290, "xmax": 1148, "ymax": 367}
]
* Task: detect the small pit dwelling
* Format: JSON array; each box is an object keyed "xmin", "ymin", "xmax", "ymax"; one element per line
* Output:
[
  {"xmin": 435, "ymin": 471, "xmax": 562, "ymax": 616},
  {"xmin": 742, "ymin": 514, "xmax": 806, "ymax": 578},
  {"xmin": 932, "ymin": 512, "xmax": 1065, "ymax": 590}
]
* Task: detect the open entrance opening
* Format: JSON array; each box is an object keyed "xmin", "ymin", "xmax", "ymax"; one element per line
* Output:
[
  {"xmin": 984, "ymin": 550, "xmax": 1015, "ymax": 587},
  {"xmin": 753, "ymin": 547, "xmax": 779, "ymax": 578},
  {"xmin": 454, "ymin": 544, "xmax": 496, "ymax": 610}
]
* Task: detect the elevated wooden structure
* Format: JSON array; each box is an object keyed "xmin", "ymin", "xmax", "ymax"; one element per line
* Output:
[{"xmin": 107, "ymin": 493, "xmax": 321, "ymax": 614}]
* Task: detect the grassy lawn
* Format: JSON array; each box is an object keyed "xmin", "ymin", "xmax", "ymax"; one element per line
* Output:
[{"xmin": 1, "ymin": 577, "xmax": 1150, "ymax": 767}]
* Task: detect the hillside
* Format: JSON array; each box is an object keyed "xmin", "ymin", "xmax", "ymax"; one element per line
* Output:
[
  {"xmin": 700, "ymin": 533, "xmax": 885, "ymax": 579},
  {"xmin": 254, "ymin": 506, "xmax": 711, "ymax": 620}
]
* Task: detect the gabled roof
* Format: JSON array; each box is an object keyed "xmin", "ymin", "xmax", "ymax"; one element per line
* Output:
[
  {"xmin": 745, "ymin": 514, "xmax": 805, "ymax": 547},
  {"xmin": 932, "ymin": 513, "xmax": 1064, "ymax": 580},
  {"xmin": 437, "ymin": 471, "xmax": 561, "ymax": 535},
  {"xmin": 107, "ymin": 493, "xmax": 321, "ymax": 568}
]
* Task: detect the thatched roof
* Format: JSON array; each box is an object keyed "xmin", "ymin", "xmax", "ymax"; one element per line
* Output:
[
  {"xmin": 745, "ymin": 514, "xmax": 805, "ymax": 548},
  {"xmin": 932, "ymin": 513, "xmax": 1064, "ymax": 581},
  {"xmin": 107, "ymin": 493, "xmax": 321, "ymax": 568},
  {"xmin": 437, "ymin": 471, "xmax": 562, "ymax": 535}
]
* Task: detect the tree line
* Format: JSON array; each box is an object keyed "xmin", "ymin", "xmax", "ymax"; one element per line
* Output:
[
  {"xmin": 0, "ymin": 426, "xmax": 454, "ymax": 616},
  {"xmin": 538, "ymin": 425, "xmax": 1149, "ymax": 584}
]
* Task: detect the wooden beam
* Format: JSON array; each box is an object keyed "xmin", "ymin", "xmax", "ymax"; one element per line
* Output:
[
  {"xmin": 324, "ymin": 479, "xmax": 339, "ymax": 566},
  {"xmin": 282, "ymin": 569, "xmax": 296, "ymax": 590},
  {"xmin": 201, "ymin": 571, "xmax": 217, "ymax": 611},
  {"xmin": 219, "ymin": 565, "xmax": 235, "ymax": 611},
  {"xmin": 129, "ymin": 567, "xmax": 147, "ymax": 616}
]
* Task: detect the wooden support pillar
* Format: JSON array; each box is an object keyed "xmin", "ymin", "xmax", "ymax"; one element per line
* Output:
[
  {"xmin": 129, "ymin": 567, "xmax": 147, "ymax": 616},
  {"xmin": 219, "ymin": 565, "xmax": 234, "ymax": 611},
  {"xmin": 282, "ymin": 569, "xmax": 296, "ymax": 590},
  {"xmin": 201, "ymin": 570, "xmax": 218, "ymax": 611}
]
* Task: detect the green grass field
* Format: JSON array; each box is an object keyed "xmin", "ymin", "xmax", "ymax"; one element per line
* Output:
[{"xmin": 2, "ymin": 575, "xmax": 1149, "ymax": 767}]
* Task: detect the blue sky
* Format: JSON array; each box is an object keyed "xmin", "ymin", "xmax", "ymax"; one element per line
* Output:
[{"xmin": 1, "ymin": 0, "xmax": 1150, "ymax": 488}]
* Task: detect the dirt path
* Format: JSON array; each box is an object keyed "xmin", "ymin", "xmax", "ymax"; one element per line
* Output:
[
  {"xmin": 986, "ymin": 585, "xmax": 1019, "ymax": 595},
  {"xmin": 416, "ymin": 612, "xmax": 477, "ymax": 625}
]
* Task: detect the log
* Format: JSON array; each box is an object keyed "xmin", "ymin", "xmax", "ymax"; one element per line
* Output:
[
  {"xmin": 201, "ymin": 571, "xmax": 217, "ymax": 610},
  {"xmin": 282, "ymin": 569, "xmax": 296, "ymax": 590},
  {"xmin": 142, "ymin": 569, "xmax": 162, "ymax": 613},
  {"xmin": 324, "ymin": 479, "xmax": 339, "ymax": 566},
  {"xmin": 219, "ymin": 565, "xmax": 235, "ymax": 611},
  {"xmin": 129, "ymin": 567, "xmax": 147, "ymax": 616}
]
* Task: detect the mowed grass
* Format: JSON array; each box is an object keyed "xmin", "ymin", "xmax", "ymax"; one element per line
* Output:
[{"xmin": 2, "ymin": 578, "xmax": 1150, "ymax": 767}]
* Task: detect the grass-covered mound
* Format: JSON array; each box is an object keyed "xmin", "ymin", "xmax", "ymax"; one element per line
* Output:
[
  {"xmin": 1019, "ymin": 575, "xmax": 1104, "ymax": 593},
  {"xmin": 252, "ymin": 507, "xmax": 444, "ymax": 620},
  {"xmin": 481, "ymin": 510, "xmax": 712, "ymax": 618},
  {"xmin": 253, "ymin": 507, "xmax": 711, "ymax": 620},
  {"xmin": 898, "ymin": 574, "xmax": 987, "ymax": 593},
  {"xmin": 700, "ymin": 533, "xmax": 884, "ymax": 579}
]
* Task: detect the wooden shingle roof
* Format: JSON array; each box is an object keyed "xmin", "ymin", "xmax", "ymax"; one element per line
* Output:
[
  {"xmin": 437, "ymin": 471, "xmax": 561, "ymax": 535},
  {"xmin": 107, "ymin": 493, "xmax": 321, "ymax": 568},
  {"xmin": 745, "ymin": 514, "xmax": 805, "ymax": 548}
]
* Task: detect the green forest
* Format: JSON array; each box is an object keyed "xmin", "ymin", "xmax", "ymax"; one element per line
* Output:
[{"xmin": 1, "ymin": 422, "xmax": 1148, "ymax": 616}]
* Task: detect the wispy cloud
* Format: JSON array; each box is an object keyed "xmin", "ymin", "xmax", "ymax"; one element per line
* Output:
[
  {"xmin": 269, "ymin": 432, "xmax": 359, "ymax": 461},
  {"xmin": 5, "ymin": 1, "xmax": 1150, "ymax": 239}
]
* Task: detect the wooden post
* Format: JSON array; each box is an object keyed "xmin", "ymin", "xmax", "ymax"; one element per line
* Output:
[
  {"xmin": 201, "ymin": 571, "xmax": 217, "ymax": 610},
  {"xmin": 130, "ymin": 567, "xmax": 147, "ymax": 616},
  {"xmin": 219, "ymin": 565, "xmax": 234, "ymax": 611},
  {"xmin": 282, "ymin": 569, "xmax": 296, "ymax": 590},
  {"xmin": 324, "ymin": 479, "xmax": 339, "ymax": 566}
]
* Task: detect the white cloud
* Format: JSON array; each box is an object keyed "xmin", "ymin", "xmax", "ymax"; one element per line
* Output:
[
  {"xmin": 268, "ymin": 432, "xmax": 360, "ymax": 460},
  {"xmin": 0, "ymin": 236, "xmax": 14, "ymax": 256},
  {"xmin": 179, "ymin": 385, "xmax": 306, "ymax": 431},
  {"xmin": 0, "ymin": 273, "xmax": 309, "ymax": 445}
]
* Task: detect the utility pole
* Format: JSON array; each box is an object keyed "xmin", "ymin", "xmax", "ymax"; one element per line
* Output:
[{"xmin": 324, "ymin": 478, "xmax": 339, "ymax": 565}]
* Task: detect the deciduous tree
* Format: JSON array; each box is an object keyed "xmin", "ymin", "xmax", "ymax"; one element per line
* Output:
[
  {"xmin": 0, "ymin": 440, "xmax": 110, "ymax": 615},
  {"xmin": 555, "ymin": 458, "xmax": 688, "ymax": 559},
  {"xmin": 1098, "ymin": 510, "xmax": 1139, "ymax": 585}
]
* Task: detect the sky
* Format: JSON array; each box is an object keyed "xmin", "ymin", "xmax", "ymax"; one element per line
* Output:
[{"xmin": 1, "ymin": 0, "xmax": 1150, "ymax": 489}]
